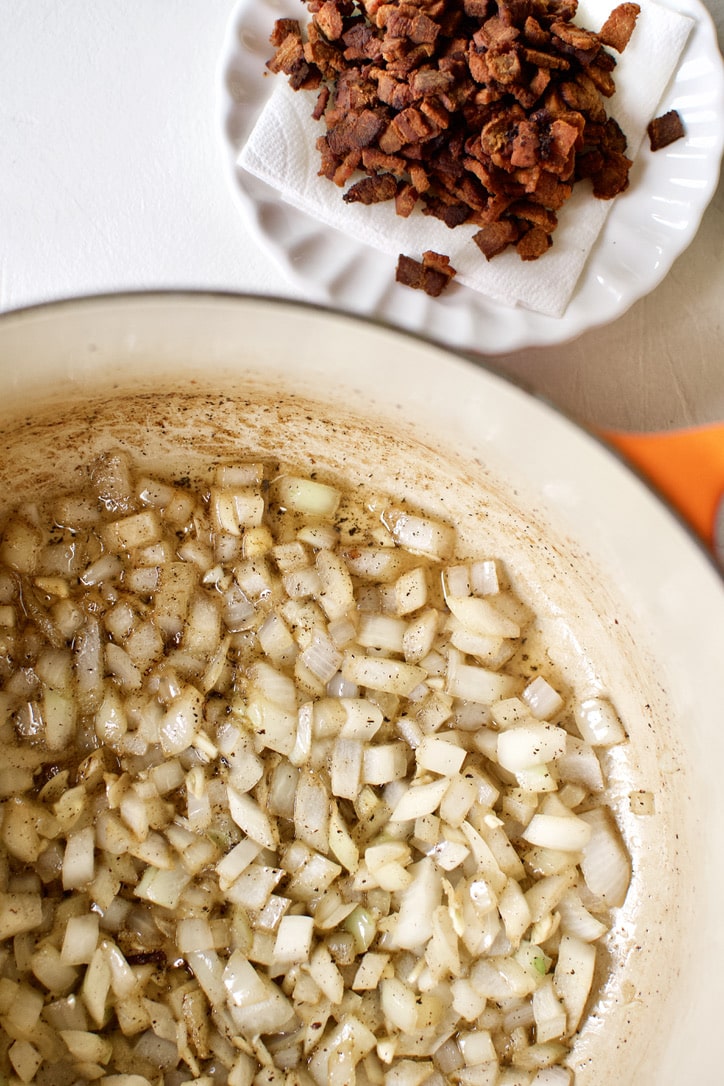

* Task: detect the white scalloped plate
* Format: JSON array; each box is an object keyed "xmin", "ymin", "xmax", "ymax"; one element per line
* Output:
[{"xmin": 218, "ymin": 0, "xmax": 724, "ymax": 353}]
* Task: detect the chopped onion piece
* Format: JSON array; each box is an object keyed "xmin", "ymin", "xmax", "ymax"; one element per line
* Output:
[
  {"xmin": 533, "ymin": 976, "xmax": 567, "ymax": 1043},
  {"xmin": 273, "ymin": 915, "xmax": 315, "ymax": 965},
  {"xmin": 382, "ymin": 509, "xmax": 455, "ymax": 560},
  {"xmin": 187, "ymin": 948, "xmax": 226, "ymax": 1008},
  {"xmin": 525, "ymin": 871, "xmax": 578, "ymax": 924},
  {"xmin": 402, "ymin": 608, "xmax": 439, "ymax": 663},
  {"xmin": 358, "ymin": 612, "xmax": 406, "ymax": 653},
  {"xmin": 227, "ymin": 787, "xmax": 277, "ymax": 849},
  {"xmin": 158, "ymin": 684, "xmax": 202, "ymax": 755},
  {"xmin": 329, "ymin": 802, "xmax": 359, "ymax": 873},
  {"xmin": 446, "ymin": 595, "xmax": 520, "ymax": 639},
  {"xmin": 103, "ymin": 943, "xmax": 136, "ymax": 999},
  {"xmin": 289, "ymin": 701, "xmax": 313, "ymax": 767},
  {"xmin": 216, "ymin": 839, "xmax": 262, "ymax": 890},
  {"xmin": 222, "ymin": 948, "xmax": 267, "ymax": 1008},
  {"xmin": 579, "ymin": 807, "xmax": 631, "ymax": 908},
  {"xmin": 275, "ymin": 475, "xmax": 341, "ymax": 517},
  {"xmin": 342, "ymin": 651, "xmax": 427, "ymax": 697},
  {"xmin": 343, "ymin": 904, "xmax": 377, "ymax": 955},
  {"xmin": 415, "ymin": 735, "xmax": 466, "ymax": 776},
  {"xmin": 81, "ymin": 946, "xmax": 111, "ymax": 1028},
  {"xmin": 390, "ymin": 858, "xmax": 441, "ymax": 950},
  {"xmin": 62, "ymin": 826, "xmax": 95, "ymax": 891},
  {"xmin": 61, "ymin": 914, "xmax": 100, "ymax": 966},
  {"xmin": 10, "ymin": 1039, "xmax": 43, "ymax": 1081},
  {"xmin": 498, "ymin": 879, "xmax": 532, "ymax": 947},
  {"xmin": 245, "ymin": 695, "xmax": 296, "ymax": 757},
  {"xmin": 330, "ymin": 737, "xmax": 363, "ymax": 800},
  {"xmin": 523, "ymin": 814, "xmax": 592, "ymax": 852},
  {"xmin": 340, "ymin": 697, "xmax": 384, "ymax": 740},
  {"xmin": 554, "ymin": 934, "xmax": 596, "ymax": 1036},
  {"xmin": 556, "ymin": 889, "xmax": 609, "ymax": 942},
  {"xmin": 381, "ymin": 977, "xmax": 419, "ymax": 1033},
  {"xmin": 522, "ymin": 677, "xmax": 564, "ymax": 720},
  {"xmin": 302, "ymin": 632, "xmax": 343, "ymax": 683},
  {"xmin": 295, "ymin": 769, "xmax": 330, "ymax": 851},
  {"xmin": 393, "ymin": 567, "xmax": 429, "ymax": 615},
  {"xmin": 177, "ymin": 918, "xmax": 215, "ymax": 954},
  {"xmin": 574, "ymin": 697, "xmax": 627, "ymax": 747},
  {"xmin": 391, "ymin": 777, "xmax": 449, "ymax": 822},
  {"xmin": 134, "ymin": 864, "xmax": 191, "ymax": 910},
  {"xmin": 307, "ymin": 942, "xmax": 344, "ymax": 1004},
  {"xmin": 554, "ymin": 735, "xmax": 604, "ymax": 793},
  {"xmin": 498, "ymin": 724, "xmax": 567, "ymax": 773},
  {"xmin": 363, "ymin": 742, "xmax": 408, "ymax": 785},
  {"xmin": 352, "ymin": 951, "xmax": 390, "ymax": 990},
  {"xmin": 101, "ymin": 509, "xmax": 162, "ymax": 552},
  {"xmin": 447, "ymin": 654, "xmax": 520, "ymax": 705},
  {"xmin": 470, "ymin": 559, "xmax": 500, "ymax": 596},
  {"xmin": 60, "ymin": 1028, "xmax": 113, "ymax": 1064},
  {"xmin": 316, "ymin": 549, "xmax": 355, "ymax": 620}
]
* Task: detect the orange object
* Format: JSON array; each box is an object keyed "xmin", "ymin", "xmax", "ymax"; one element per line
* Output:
[{"xmin": 603, "ymin": 424, "xmax": 724, "ymax": 557}]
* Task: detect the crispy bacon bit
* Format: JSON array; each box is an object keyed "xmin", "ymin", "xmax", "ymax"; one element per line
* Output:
[
  {"xmin": 267, "ymin": 0, "xmax": 644, "ymax": 282},
  {"xmin": 315, "ymin": 0, "xmax": 345, "ymax": 40},
  {"xmin": 422, "ymin": 196, "xmax": 472, "ymax": 228},
  {"xmin": 269, "ymin": 18, "xmax": 302, "ymax": 48},
  {"xmin": 589, "ymin": 149, "xmax": 632, "ymax": 198},
  {"xmin": 326, "ymin": 110, "xmax": 386, "ymax": 156},
  {"xmin": 343, "ymin": 171, "xmax": 399, "ymax": 203},
  {"xmin": 395, "ymin": 182, "xmax": 419, "ymax": 215},
  {"xmin": 312, "ymin": 83, "xmax": 331, "ymax": 119},
  {"xmin": 517, "ymin": 223, "xmax": 553, "ymax": 259},
  {"xmin": 395, "ymin": 250, "xmax": 457, "ymax": 294},
  {"xmin": 598, "ymin": 2, "xmax": 641, "ymax": 53},
  {"xmin": 473, "ymin": 219, "xmax": 520, "ymax": 258},
  {"xmin": 647, "ymin": 109, "xmax": 686, "ymax": 151}
]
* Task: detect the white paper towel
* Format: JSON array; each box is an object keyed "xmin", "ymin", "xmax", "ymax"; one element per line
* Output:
[{"xmin": 240, "ymin": 0, "xmax": 693, "ymax": 316}]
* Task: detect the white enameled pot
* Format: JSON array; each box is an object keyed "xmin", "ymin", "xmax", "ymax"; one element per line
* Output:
[{"xmin": 0, "ymin": 293, "xmax": 722, "ymax": 1085}]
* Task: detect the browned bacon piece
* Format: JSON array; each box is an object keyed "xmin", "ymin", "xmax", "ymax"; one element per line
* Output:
[
  {"xmin": 598, "ymin": 2, "xmax": 640, "ymax": 52},
  {"xmin": 473, "ymin": 219, "xmax": 521, "ymax": 258},
  {"xmin": 395, "ymin": 251, "xmax": 457, "ymax": 294},
  {"xmin": 647, "ymin": 109, "xmax": 686, "ymax": 151},
  {"xmin": 343, "ymin": 172, "xmax": 399, "ymax": 203}
]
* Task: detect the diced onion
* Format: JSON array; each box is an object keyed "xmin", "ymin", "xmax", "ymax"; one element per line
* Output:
[
  {"xmin": 574, "ymin": 697, "xmax": 627, "ymax": 747},
  {"xmin": 381, "ymin": 509, "xmax": 455, "ymax": 560},
  {"xmin": 554, "ymin": 935, "xmax": 596, "ymax": 1035},
  {"xmin": 579, "ymin": 807, "xmax": 631, "ymax": 908},
  {"xmin": 523, "ymin": 814, "xmax": 592, "ymax": 853},
  {"xmin": 274, "ymin": 475, "xmax": 341, "ymax": 517},
  {"xmin": 522, "ymin": 677, "xmax": 565, "ymax": 720},
  {"xmin": 0, "ymin": 452, "xmax": 632, "ymax": 1086}
]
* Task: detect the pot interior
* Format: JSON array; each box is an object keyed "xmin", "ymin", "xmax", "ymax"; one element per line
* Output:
[{"xmin": 0, "ymin": 293, "xmax": 721, "ymax": 1084}]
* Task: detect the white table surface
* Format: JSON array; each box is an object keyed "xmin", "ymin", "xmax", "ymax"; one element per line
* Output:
[{"xmin": 1, "ymin": 0, "xmax": 722, "ymax": 433}]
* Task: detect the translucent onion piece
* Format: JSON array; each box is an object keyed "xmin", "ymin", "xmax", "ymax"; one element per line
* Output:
[
  {"xmin": 382, "ymin": 509, "xmax": 455, "ymax": 560},
  {"xmin": 523, "ymin": 814, "xmax": 592, "ymax": 853},
  {"xmin": 522, "ymin": 677, "xmax": 565, "ymax": 720},
  {"xmin": 579, "ymin": 807, "xmax": 632, "ymax": 908},
  {"xmin": 554, "ymin": 935, "xmax": 596, "ymax": 1036},
  {"xmin": 574, "ymin": 697, "xmax": 627, "ymax": 747},
  {"xmin": 274, "ymin": 475, "xmax": 341, "ymax": 517}
]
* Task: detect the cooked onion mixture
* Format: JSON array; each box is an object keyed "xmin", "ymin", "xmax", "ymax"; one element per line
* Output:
[{"xmin": 0, "ymin": 452, "xmax": 631, "ymax": 1086}]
